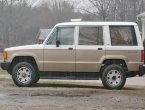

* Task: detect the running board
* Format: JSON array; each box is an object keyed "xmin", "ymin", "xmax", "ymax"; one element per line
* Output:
[{"xmin": 40, "ymin": 72, "xmax": 100, "ymax": 80}]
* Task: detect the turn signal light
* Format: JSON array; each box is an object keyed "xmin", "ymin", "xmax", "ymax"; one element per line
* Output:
[{"xmin": 3, "ymin": 51, "xmax": 7, "ymax": 60}]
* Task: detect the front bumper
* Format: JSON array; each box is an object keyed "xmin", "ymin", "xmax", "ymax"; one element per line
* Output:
[
  {"xmin": 1, "ymin": 62, "xmax": 10, "ymax": 70},
  {"xmin": 139, "ymin": 65, "xmax": 145, "ymax": 76}
]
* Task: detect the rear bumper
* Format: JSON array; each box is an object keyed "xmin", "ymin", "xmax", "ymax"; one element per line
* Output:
[
  {"xmin": 1, "ymin": 62, "xmax": 10, "ymax": 70},
  {"xmin": 139, "ymin": 65, "xmax": 145, "ymax": 76}
]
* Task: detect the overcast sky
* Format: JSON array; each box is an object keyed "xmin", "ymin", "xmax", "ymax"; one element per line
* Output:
[
  {"xmin": 27, "ymin": 0, "xmax": 86, "ymax": 8},
  {"xmin": 27, "ymin": 0, "xmax": 76, "ymax": 6}
]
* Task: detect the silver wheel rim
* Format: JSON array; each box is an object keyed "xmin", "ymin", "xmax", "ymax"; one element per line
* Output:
[
  {"xmin": 16, "ymin": 66, "xmax": 32, "ymax": 84},
  {"xmin": 106, "ymin": 70, "xmax": 122, "ymax": 87}
]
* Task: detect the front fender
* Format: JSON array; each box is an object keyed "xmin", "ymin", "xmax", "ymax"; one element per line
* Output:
[{"xmin": 7, "ymin": 50, "xmax": 43, "ymax": 71}]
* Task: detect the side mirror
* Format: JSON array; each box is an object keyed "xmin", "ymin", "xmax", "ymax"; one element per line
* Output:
[{"xmin": 56, "ymin": 40, "xmax": 60, "ymax": 47}]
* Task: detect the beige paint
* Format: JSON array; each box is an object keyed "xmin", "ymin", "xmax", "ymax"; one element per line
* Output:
[
  {"xmin": 43, "ymin": 47, "xmax": 75, "ymax": 72},
  {"xmin": 6, "ymin": 49, "xmax": 44, "ymax": 71},
  {"xmin": 106, "ymin": 50, "xmax": 143, "ymax": 71},
  {"xmin": 76, "ymin": 49, "xmax": 105, "ymax": 72},
  {"xmin": 5, "ymin": 48, "xmax": 143, "ymax": 72}
]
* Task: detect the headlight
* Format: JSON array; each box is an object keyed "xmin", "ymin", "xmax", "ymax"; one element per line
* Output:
[{"xmin": 3, "ymin": 51, "xmax": 7, "ymax": 60}]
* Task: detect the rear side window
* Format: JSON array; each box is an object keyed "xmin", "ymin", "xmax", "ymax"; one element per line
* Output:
[
  {"xmin": 79, "ymin": 26, "xmax": 103, "ymax": 45},
  {"xmin": 110, "ymin": 26, "xmax": 137, "ymax": 46}
]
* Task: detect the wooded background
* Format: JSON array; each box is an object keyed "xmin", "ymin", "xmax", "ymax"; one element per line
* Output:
[{"xmin": 0, "ymin": 0, "xmax": 144, "ymax": 48}]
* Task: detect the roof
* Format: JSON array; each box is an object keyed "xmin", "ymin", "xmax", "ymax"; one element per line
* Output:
[
  {"xmin": 137, "ymin": 12, "xmax": 145, "ymax": 18},
  {"xmin": 38, "ymin": 29, "xmax": 52, "ymax": 40},
  {"xmin": 56, "ymin": 22, "xmax": 137, "ymax": 26}
]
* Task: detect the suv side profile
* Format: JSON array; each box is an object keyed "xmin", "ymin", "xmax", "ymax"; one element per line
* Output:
[{"xmin": 1, "ymin": 21, "xmax": 145, "ymax": 89}]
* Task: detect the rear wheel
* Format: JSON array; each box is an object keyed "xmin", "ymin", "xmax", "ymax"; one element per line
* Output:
[
  {"xmin": 34, "ymin": 73, "xmax": 40, "ymax": 83},
  {"xmin": 101, "ymin": 64, "xmax": 126, "ymax": 89},
  {"xmin": 12, "ymin": 62, "xmax": 38, "ymax": 87}
]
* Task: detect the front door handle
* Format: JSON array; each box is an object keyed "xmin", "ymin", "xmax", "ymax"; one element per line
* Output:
[{"xmin": 68, "ymin": 47, "xmax": 73, "ymax": 50}]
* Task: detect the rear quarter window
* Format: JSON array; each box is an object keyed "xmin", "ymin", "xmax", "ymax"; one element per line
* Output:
[{"xmin": 110, "ymin": 26, "xmax": 137, "ymax": 46}]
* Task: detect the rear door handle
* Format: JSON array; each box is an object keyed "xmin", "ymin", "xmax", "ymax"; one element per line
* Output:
[
  {"xmin": 98, "ymin": 48, "xmax": 103, "ymax": 50},
  {"xmin": 68, "ymin": 47, "xmax": 73, "ymax": 50}
]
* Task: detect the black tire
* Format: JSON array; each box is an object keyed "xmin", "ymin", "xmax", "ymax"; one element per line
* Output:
[
  {"xmin": 12, "ymin": 62, "xmax": 37, "ymax": 87},
  {"xmin": 34, "ymin": 73, "xmax": 40, "ymax": 83},
  {"xmin": 101, "ymin": 64, "xmax": 126, "ymax": 89}
]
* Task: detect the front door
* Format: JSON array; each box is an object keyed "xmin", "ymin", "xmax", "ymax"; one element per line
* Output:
[
  {"xmin": 43, "ymin": 26, "xmax": 76, "ymax": 72},
  {"xmin": 76, "ymin": 26, "xmax": 105, "ymax": 72}
]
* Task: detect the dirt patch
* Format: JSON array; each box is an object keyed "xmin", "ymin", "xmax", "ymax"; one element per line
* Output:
[
  {"xmin": 0, "ymin": 81, "xmax": 144, "ymax": 110},
  {"xmin": 0, "ymin": 75, "xmax": 144, "ymax": 110}
]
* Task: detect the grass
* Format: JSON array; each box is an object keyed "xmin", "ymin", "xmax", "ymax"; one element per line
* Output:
[
  {"xmin": 0, "ymin": 53, "xmax": 3, "ymax": 60},
  {"xmin": 1, "ymin": 75, "xmax": 102, "ymax": 88},
  {"xmin": 0, "ymin": 78, "xmax": 14, "ymax": 87},
  {"xmin": 37, "ymin": 80, "xmax": 102, "ymax": 89},
  {"xmin": 0, "ymin": 53, "xmax": 5, "ymax": 74},
  {"xmin": 0, "ymin": 77, "xmax": 102, "ymax": 90},
  {"xmin": 0, "ymin": 77, "xmax": 144, "ymax": 98},
  {"xmin": 0, "ymin": 75, "xmax": 144, "ymax": 96},
  {"xmin": 0, "ymin": 69, "xmax": 7, "ymax": 74}
]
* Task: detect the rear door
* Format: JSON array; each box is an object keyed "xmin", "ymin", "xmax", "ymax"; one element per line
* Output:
[{"xmin": 76, "ymin": 26, "xmax": 105, "ymax": 72}]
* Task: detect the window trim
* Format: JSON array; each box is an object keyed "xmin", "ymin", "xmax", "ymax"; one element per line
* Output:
[
  {"xmin": 47, "ymin": 27, "xmax": 58, "ymax": 45},
  {"xmin": 109, "ymin": 25, "xmax": 138, "ymax": 46}
]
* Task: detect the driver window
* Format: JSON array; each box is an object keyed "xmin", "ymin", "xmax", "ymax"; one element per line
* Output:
[{"xmin": 47, "ymin": 27, "xmax": 74, "ymax": 45}]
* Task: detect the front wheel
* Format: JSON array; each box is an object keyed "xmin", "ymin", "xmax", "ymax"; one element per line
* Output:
[
  {"xmin": 12, "ymin": 62, "xmax": 37, "ymax": 87},
  {"xmin": 101, "ymin": 65, "xmax": 126, "ymax": 89}
]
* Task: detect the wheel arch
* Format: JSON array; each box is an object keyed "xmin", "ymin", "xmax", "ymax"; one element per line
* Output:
[
  {"xmin": 101, "ymin": 59, "xmax": 128, "ymax": 72},
  {"xmin": 8, "ymin": 56, "xmax": 39, "ymax": 74}
]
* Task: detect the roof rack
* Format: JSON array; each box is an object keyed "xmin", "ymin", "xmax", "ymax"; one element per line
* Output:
[{"xmin": 70, "ymin": 19, "xmax": 82, "ymax": 22}]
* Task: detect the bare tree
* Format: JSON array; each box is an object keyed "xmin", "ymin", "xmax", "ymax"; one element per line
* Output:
[
  {"xmin": 77, "ymin": 0, "xmax": 145, "ymax": 21},
  {"xmin": 77, "ymin": 0, "xmax": 114, "ymax": 21},
  {"xmin": 0, "ymin": 0, "xmax": 80, "ymax": 48},
  {"xmin": 0, "ymin": 0, "xmax": 145, "ymax": 48}
]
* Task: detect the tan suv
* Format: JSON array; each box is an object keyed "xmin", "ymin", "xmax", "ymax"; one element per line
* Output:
[{"xmin": 1, "ymin": 21, "xmax": 145, "ymax": 89}]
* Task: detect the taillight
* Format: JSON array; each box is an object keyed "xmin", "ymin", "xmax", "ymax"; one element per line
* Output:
[{"xmin": 141, "ymin": 50, "xmax": 145, "ymax": 62}]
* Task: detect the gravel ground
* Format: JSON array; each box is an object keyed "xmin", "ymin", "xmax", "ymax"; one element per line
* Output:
[
  {"xmin": 0, "ymin": 74, "xmax": 145, "ymax": 110},
  {"xmin": 0, "ymin": 86, "xmax": 145, "ymax": 110}
]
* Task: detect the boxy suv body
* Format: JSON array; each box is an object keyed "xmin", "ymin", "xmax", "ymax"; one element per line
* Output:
[{"xmin": 1, "ymin": 22, "xmax": 145, "ymax": 89}]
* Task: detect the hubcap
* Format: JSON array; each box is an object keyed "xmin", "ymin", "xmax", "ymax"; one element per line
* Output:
[
  {"xmin": 16, "ymin": 66, "xmax": 32, "ymax": 84},
  {"xmin": 106, "ymin": 70, "xmax": 122, "ymax": 87}
]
